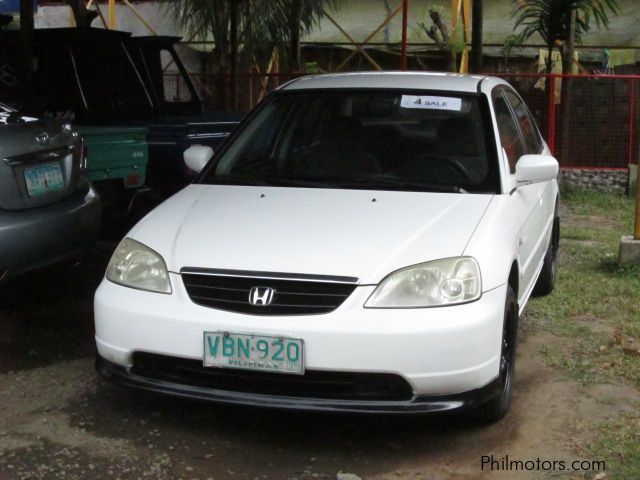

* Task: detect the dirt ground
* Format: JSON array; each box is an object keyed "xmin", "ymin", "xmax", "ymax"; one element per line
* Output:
[{"xmin": 0, "ymin": 240, "xmax": 636, "ymax": 480}]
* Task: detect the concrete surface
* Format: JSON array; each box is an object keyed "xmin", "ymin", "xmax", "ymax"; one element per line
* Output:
[
  {"xmin": 629, "ymin": 164, "xmax": 638, "ymax": 194},
  {"xmin": 619, "ymin": 235, "xmax": 640, "ymax": 265}
]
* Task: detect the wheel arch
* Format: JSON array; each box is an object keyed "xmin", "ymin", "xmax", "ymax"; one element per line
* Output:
[{"xmin": 508, "ymin": 260, "xmax": 519, "ymax": 310}]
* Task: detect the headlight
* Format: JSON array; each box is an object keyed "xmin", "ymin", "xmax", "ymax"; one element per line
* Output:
[
  {"xmin": 365, "ymin": 257, "xmax": 481, "ymax": 308},
  {"xmin": 106, "ymin": 238, "xmax": 172, "ymax": 294}
]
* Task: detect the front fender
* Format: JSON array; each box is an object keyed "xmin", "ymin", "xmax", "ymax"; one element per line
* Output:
[{"xmin": 463, "ymin": 194, "xmax": 520, "ymax": 297}]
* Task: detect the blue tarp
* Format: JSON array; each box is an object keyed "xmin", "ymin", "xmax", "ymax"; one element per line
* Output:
[{"xmin": 0, "ymin": 0, "xmax": 37, "ymax": 14}]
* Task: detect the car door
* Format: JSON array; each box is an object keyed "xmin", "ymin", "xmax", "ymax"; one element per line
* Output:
[
  {"xmin": 503, "ymin": 90, "xmax": 557, "ymax": 285},
  {"xmin": 492, "ymin": 87, "xmax": 549, "ymax": 303}
]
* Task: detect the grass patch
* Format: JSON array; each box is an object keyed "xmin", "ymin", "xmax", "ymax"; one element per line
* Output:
[
  {"xmin": 587, "ymin": 409, "xmax": 640, "ymax": 480},
  {"xmin": 524, "ymin": 188, "xmax": 640, "ymax": 479},
  {"xmin": 525, "ymin": 188, "xmax": 640, "ymax": 388}
]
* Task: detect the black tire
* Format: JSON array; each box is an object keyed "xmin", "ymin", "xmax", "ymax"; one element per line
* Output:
[
  {"xmin": 475, "ymin": 285, "xmax": 518, "ymax": 423},
  {"xmin": 533, "ymin": 214, "xmax": 560, "ymax": 297}
]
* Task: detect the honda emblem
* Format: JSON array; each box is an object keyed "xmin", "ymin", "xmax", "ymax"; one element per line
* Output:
[{"xmin": 248, "ymin": 286, "xmax": 276, "ymax": 306}]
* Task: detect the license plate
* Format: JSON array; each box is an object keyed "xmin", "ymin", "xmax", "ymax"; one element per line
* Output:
[
  {"xmin": 203, "ymin": 332, "xmax": 304, "ymax": 375},
  {"xmin": 24, "ymin": 163, "xmax": 64, "ymax": 197}
]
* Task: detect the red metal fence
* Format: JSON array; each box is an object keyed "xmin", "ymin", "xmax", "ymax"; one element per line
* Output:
[
  {"xmin": 164, "ymin": 72, "xmax": 639, "ymax": 170},
  {"xmin": 500, "ymin": 73, "xmax": 638, "ymax": 170},
  {"xmin": 164, "ymin": 72, "xmax": 298, "ymax": 113}
]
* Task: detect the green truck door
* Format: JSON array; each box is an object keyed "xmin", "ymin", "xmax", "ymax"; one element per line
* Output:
[{"xmin": 80, "ymin": 126, "xmax": 148, "ymax": 189}]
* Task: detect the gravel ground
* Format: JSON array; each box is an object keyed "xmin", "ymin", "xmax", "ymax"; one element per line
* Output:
[{"xmin": 0, "ymin": 240, "xmax": 622, "ymax": 480}]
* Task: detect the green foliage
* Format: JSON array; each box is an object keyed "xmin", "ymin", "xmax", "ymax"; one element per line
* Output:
[
  {"xmin": 502, "ymin": 33, "xmax": 523, "ymax": 60},
  {"xmin": 449, "ymin": 23, "xmax": 466, "ymax": 54},
  {"xmin": 167, "ymin": 0, "xmax": 339, "ymax": 70},
  {"xmin": 303, "ymin": 61, "xmax": 325, "ymax": 74},
  {"xmin": 512, "ymin": 0, "xmax": 620, "ymax": 47},
  {"xmin": 588, "ymin": 410, "xmax": 640, "ymax": 479}
]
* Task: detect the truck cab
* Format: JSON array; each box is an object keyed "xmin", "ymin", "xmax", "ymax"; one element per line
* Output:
[{"xmin": 0, "ymin": 28, "xmax": 242, "ymax": 215}]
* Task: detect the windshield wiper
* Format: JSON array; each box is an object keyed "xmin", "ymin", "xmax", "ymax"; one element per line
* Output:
[
  {"xmin": 207, "ymin": 175, "xmax": 332, "ymax": 188},
  {"xmin": 206, "ymin": 175, "xmax": 276, "ymax": 186},
  {"xmin": 266, "ymin": 177, "xmax": 334, "ymax": 188},
  {"xmin": 335, "ymin": 176, "xmax": 468, "ymax": 193},
  {"xmin": 206, "ymin": 174, "xmax": 468, "ymax": 193}
]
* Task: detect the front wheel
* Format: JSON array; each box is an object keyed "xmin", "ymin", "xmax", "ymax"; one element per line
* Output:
[{"xmin": 475, "ymin": 285, "xmax": 518, "ymax": 422}]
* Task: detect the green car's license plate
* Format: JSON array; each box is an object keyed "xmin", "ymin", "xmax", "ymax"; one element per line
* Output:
[
  {"xmin": 24, "ymin": 163, "xmax": 65, "ymax": 197},
  {"xmin": 203, "ymin": 332, "xmax": 304, "ymax": 375}
]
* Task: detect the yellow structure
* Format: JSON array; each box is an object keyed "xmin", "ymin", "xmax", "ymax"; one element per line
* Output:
[
  {"xmin": 451, "ymin": 0, "xmax": 472, "ymax": 73},
  {"xmin": 71, "ymin": 0, "xmax": 157, "ymax": 34}
]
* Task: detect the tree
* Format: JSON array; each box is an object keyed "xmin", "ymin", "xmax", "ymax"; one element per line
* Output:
[
  {"xmin": 170, "ymin": 0, "xmax": 338, "ymax": 74},
  {"xmin": 65, "ymin": 0, "xmax": 99, "ymax": 28},
  {"xmin": 418, "ymin": 6, "xmax": 460, "ymax": 72},
  {"xmin": 263, "ymin": 0, "xmax": 338, "ymax": 72},
  {"xmin": 513, "ymin": 0, "xmax": 620, "ymax": 167},
  {"xmin": 512, "ymin": 0, "xmax": 620, "ymax": 74}
]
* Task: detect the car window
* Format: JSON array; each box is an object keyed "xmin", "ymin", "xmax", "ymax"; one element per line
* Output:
[
  {"xmin": 203, "ymin": 90, "xmax": 500, "ymax": 194},
  {"xmin": 160, "ymin": 50, "xmax": 193, "ymax": 103},
  {"xmin": 493, "ymin": 92, "xmax": 525, "ymax": 173},
  {"xmin": 69, "ymin": 43, "xmax": 154, "ymax": 122},
  {"xmin": 504, "ymin": 90, "xmax": 542, "ymax": 154}
]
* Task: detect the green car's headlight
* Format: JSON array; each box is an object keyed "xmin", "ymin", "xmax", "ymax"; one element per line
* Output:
[
  {"xmin": 106, "ymin": 238, "xmax": 172, "ymax": 294},
  {"xmin": 365, "ymin": 257, "xmax": 481, "ymax": 308}
]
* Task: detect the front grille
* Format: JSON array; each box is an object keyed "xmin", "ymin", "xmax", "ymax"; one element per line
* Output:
[
  {"xmin": 131, "ymin": 352, "xmax": 413, "ymax": 401},
  {"xmin": 181, "ymin": 269, "xmax": 358, "ymax": 315}
]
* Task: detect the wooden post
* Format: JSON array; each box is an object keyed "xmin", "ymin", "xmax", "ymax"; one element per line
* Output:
[
  {"xmin": 470, "ymin": 0, "xmax": 483, "ymax": 73},
  {"xmin": 460, "ymin": 0, "xmax": 471, "ymax": 73},
  {"xmin": 108, "ymin": 0, "xmax": 116, "ymax": 30},
  {"xmin": 19, "ymin": 0, "xmax": 35, "ymax": 102},
  {"xmin": 635, "ymin": 161, "xmax": 640, "ymax": 239},
  {"xmin": 547, "ymin": 75, "xmax": 557, "ymax": 154},
  {"xmin": 400, "ymin": 0, "xmax": 408, "ymax": 70},
  {"xmin": 229, "ymin": 0, "xmax": 239, "ymax": 111},
  {"xmin": 632, "ymin": 80, "xmax": 640, "ymax": 240},
  {"xmin": 451, "ymin": 0, "xmax": 460, "ymax": 71}
]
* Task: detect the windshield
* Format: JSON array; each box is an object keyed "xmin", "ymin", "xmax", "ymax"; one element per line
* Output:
[{"xmin": 201, "ymin": 90, "xmax": 499, "ymax": 193}]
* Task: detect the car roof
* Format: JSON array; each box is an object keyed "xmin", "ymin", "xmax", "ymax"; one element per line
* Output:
[{"xmin": 280, "ymin": 72, "xmax": 507, "ymax": 93}]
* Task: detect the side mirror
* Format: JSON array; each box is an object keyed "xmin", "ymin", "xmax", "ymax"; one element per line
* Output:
[
  {"xmin": 184, "ymin": 145, "xmax": 214, "ymax": 173},
  {"xmin": 515, "ymin": 154, "xmax": 559, "ymax": 185}
]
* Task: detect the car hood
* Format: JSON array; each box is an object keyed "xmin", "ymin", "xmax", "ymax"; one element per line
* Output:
[{"xmin": 131, "ymin": 185, "xmax": 493, "ymax": 285}]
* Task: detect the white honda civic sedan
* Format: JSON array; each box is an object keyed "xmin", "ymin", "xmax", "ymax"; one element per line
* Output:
[{"xmin": 94, "ymin": 72, "xmax": 559, "ymax": 421}]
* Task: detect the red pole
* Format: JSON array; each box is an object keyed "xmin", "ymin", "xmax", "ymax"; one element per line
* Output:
[
  {"xmin": 548, "ymin": 75, "xmax": 556, "ymax": 155},
  {"xmin": 627, "ymin": 78, "xmax": 636, "ymax": 166},
  {"xmin": 400, "ymin": 0, "xmax": 408, "ymax": 70}
]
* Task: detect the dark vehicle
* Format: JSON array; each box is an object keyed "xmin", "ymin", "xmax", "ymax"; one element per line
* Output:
[
  {"xmin": 129, "ymin": 35, "xmax": 243, "ymax": 200},
  {"xmin": 0, "ymin": 28, "xmax": 150, "ymax": 211},
  {"xmin": 0, "ymin": 28, "xmax": 241, "ymax": 211},
  {"xmin": 0, "ymin": 103, "xmax": 100, "ymax": 279}
]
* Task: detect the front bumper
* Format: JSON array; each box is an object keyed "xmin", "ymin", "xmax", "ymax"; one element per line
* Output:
[
  {"xmin": 0, "ymin": 186, "xmax": 101, "ymax": 278},
  {"xmin": 97, "ymin": 355, "xmax": 501, "ymax": 414},
  {"xmin": 95, "ymin": 273, "xmax": 507, "ymax": 406}
]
